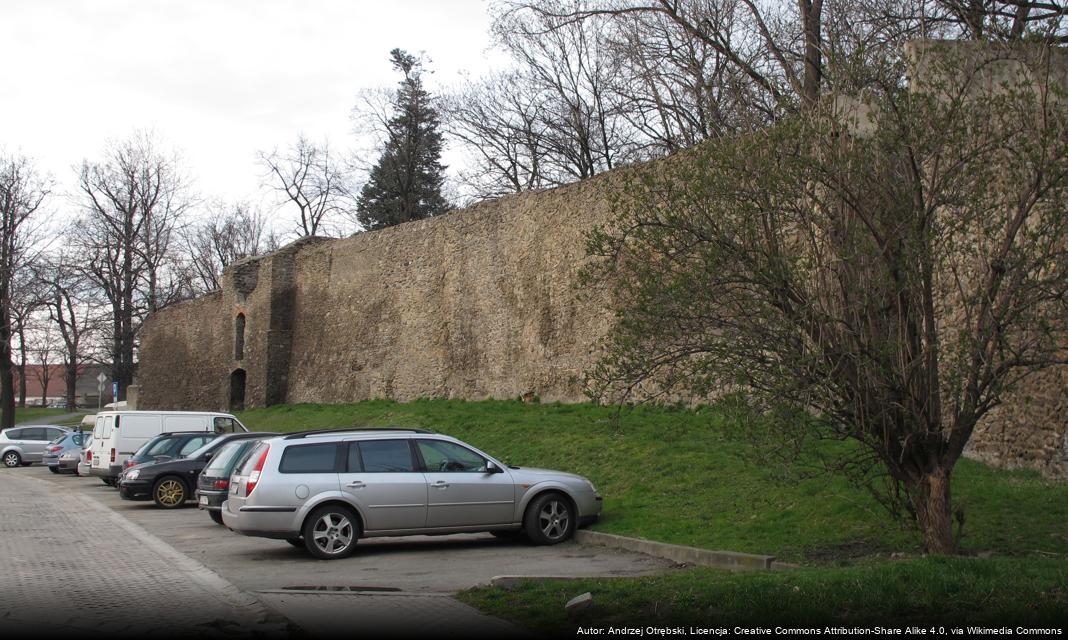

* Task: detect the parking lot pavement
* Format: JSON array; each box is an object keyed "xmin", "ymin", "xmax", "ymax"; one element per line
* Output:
[
  {"xmin": 0, "ymin": 470, "xmax": 285, "ymax": 638},
  {"xmin": 13, "ymin": 464, "xmax": 672, "ymax": 637}
]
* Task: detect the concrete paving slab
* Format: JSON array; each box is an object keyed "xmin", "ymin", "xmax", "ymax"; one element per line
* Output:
[
  {"xmin": 0, "ymin": 470, "xmax": 286, "ymax": 638},
  {"xmin": 256, "ymin": 591, "xmax": 527, "ymax": 638}
]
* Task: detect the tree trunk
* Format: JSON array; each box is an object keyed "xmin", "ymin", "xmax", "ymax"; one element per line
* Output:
[
  {"xmin": 16, "ymin": 359, "xmax": 26, "ymax": 408},
  {"xmin": 910, "ymin": 467, "xmax": 958, "ymax": 554},
  {"xmin": 0, "ymin": 326, "xmax": 14, "ymax": 429},
  {"xmin": 64, "ymin": 364, "xmax": 77, "ymax": 410}
]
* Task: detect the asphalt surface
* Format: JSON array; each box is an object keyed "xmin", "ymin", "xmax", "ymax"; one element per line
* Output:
[{"xmin": 2, "ymin": 462, "xmax": 672, "ymax": 638}]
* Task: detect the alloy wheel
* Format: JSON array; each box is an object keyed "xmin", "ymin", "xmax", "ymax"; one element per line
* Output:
[
  {"xmin": 537, "ymin": 498, "xmax": 571, "ymax": 542},
  {"xmin": 155, "ymin": 479, "xmax": 185, "ymax": 507},
  {"xmin": 310, "ymin": 512, "xmax": 354, "ymax": 555},
  {"xmin": 2, "ymin": 452, "xmax": 20, "ymax": 468}
]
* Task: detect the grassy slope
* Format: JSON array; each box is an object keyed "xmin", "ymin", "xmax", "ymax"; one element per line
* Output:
[
  {"xmin": 457, "ymin": 557, "xmax": 1068, "ymax": 630},
  {"xmin": 236, "ymin": 399, "xmax": 1068, "ymax": 562},
  {"xmin": 237, "ymin": 399, "xmax": 1067, "ymax": 629}
]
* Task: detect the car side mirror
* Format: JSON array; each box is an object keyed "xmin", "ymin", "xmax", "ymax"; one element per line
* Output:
[
  {"xmin": 204, "ymin": 451, "xmax": 214, "ymax": 462},
  {"xmin": 485, "ymin": 461, "xmax": 504, "ymax": 474}
]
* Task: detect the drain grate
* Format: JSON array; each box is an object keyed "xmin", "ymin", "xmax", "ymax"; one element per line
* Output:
[{"xmin": 282, "ymin": 586, "xmax": 402, "ymax": 592}]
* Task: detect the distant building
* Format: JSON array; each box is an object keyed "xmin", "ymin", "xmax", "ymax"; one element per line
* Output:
[{"xmin": 14, "ymin": 364, "xmax": 115, "ymax": 409}]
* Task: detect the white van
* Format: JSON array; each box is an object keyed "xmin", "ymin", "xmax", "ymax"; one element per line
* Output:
[{"xmin": 89, "ymin": 411, "xmax": 248, "ymax": 485}]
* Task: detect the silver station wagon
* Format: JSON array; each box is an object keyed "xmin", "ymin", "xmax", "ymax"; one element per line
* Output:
[{"xmin": 221, "ymin": 428, "xmax": 602, "ymax": 559}]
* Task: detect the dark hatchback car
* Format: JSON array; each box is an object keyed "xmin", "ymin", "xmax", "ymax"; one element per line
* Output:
[
  {"xmin": 119, "ymin": 432, "xmax": 275, "ymax": 509},
  {"xmin": 122, "ymin": 431, "xmax": 220, "ymax": 473},
  {"xmin": 196, "ymin": 435, "xmax": 276, "ymax": 524}
]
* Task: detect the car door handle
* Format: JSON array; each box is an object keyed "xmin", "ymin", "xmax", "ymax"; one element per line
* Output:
[
  {"xmin": 430, "ymin": 481, "xmax": 449, "ymax": 489},
  {"xmin": 346, "ymin": 481, "xmax": 365, "ymax": 489}
]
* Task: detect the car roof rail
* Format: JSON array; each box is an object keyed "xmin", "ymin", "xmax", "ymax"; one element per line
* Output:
[{"xmin": 282, "ymin": 427, "xmax": 434, "ymax": 440}]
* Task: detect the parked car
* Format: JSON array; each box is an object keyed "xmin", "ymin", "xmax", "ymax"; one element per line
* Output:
[
  {"xmin": 1, "ymin": 425, "xmax": 71, "ymax": 468},
  {"xmin": 89, "ymin": 411, "xmax": 248, "ymax": 486},
  {"xmin": 76, "ymin": 435, "xmax": 95, "ymax": 476},
  {"xmin": 43, "ymin": 431, "xmax": 88, "ymax": 473},
  {"xmin": 121, "ymin": 431, "xmax": 221, "ymax": 473},
  {"xmin": 120, "ymin": 431, "xmax": 277, "ymax": 509},
  {"xmin": 221, "ymin": 428, "xmax": 603, "ymax": 560},
  {"xmin": 197, "ymin": 436, "xmax": 274, "ymax": 524}
]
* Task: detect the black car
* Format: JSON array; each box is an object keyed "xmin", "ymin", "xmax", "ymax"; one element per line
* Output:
[
  {"xmin": 121, "ymin": 431, "xmax": 220, "ymax": 474},
  {"xmin": 119, "ymin": 432, "xmax": 275, "ymax": 509},
  {"xmin": 195, "ymin": 436, "xmax": 275, "ymax": 524}
]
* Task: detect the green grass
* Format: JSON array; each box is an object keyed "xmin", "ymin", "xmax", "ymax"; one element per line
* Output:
[
  {"xmin": 13, "ymin": 407, "xmax": 71, "ymax": 424},
  {"xmin": 236, "ymin": 398, "xmax": 1068, "ymax": 630},
  {"xmin": 457, "ymin": 557, "xmax": 1068, "ymax": 631},
  {"xmin": 235, "ymin": 398, "xmax": 1068, "ymax": 562}
]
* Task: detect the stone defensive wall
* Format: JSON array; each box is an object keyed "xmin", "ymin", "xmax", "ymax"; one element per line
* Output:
[
  {"xmin": 137, "ymin": 43, "xmax": 1067, "ymax": 477},
  {"xmin": 137, "ymin": 169, "xmax": 624, "ymax": 411}
]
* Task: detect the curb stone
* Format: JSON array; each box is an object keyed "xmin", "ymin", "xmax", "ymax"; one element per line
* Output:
[{"xmin": 575, "ymin": 530, "xmax": 796, "ymax": 571}]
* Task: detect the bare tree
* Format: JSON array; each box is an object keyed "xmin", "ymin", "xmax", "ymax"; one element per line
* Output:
[
  {"xmin": 8, "ymin": 272, "xmax": 43, "ymax": 409},
  {"xmin": 260, "ymin": 135, "xmax": 350, "ymax": 237},
  {"xmin": 0, "ymin": 152, "xmax": 50, "ymax": 428},
  {"xmin": 34, "ymin": 258, "xmax": 104, "ymax": 409},
  {"xmin": 28, "ymin": 323, "xmax": 62, "ymax": 407},
  {"xmin": 444, "ymin": 72, "xmax": 553, "ymax": 200},
  {"xmin": 185, "ymin": 201, "xmax": 277, "ymax": 293},
  {"xmin": 74, "ymin": 132, "xmax": 192, "ymax": 402}
]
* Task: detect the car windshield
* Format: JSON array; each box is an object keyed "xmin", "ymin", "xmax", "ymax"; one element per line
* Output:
[
  {"xmin": 137, "ymin": 436, "xmax": 174, "ymax": 458},
  {"xmin": 184, "ymin": 437, "xmax": 230, "ymax": 460},
  {"xmin": 204, "ymin": 440, "xmax": 253, "ymax": 473}
]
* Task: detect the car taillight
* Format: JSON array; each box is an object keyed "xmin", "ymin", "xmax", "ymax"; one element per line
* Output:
[
  {"xmin": 47, "ymin": 445, "xmax": 62, "ymax": 452},
  {"xmin": 86, "ymin": 451, "xmax": 92, "ymax": 461},
  {"xmin": 110, "ymin": 448, "xmax": 116, "ymax": 463},
  {"xmin": 245, "ymin": 445, "xmax": 270, "ymax": 496},
  {"xmin": 213, "ymin": 479, "xmax": 229, "ymax": 490},
  {"xmin": 124, "ymin": 459, "xmax": 135, "ymax": 468}
]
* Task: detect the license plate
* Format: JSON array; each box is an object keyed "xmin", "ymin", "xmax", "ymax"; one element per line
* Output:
[{"xmin": 199, "ymin": 496, "xmax": 208, "ymax": 506}]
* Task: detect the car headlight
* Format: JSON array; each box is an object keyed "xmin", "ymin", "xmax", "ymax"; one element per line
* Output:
[{"xmin": 126, "ymin": 469, "xmax": 139, "ymax": 480}]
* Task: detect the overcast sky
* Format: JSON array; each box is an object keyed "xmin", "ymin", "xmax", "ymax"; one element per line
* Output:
[{"xmin": 0, "ymin": 0, "xmax": 498, "ymax": 225}]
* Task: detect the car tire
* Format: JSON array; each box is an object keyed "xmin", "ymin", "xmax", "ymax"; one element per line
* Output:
[
  {"xmin": 285, "ymin": 537, "xmax": 304, "ymax": 548},
  {"xmin": 152, "ymin": 476, "xmax": 188, "ymax": 509},
  {"xmin": 523, "ymin": 492, "xmax": 575, "ymax": 545},
  {"xmin": 302, "ymin": 505, "xmax": 360, "ymax": 560},
  {"xmin": 208, "ymin": 510, "xmax": 224, "ymax": 525},
  {"xmin": 48, "ymin": 466, "xmax": 59, "ymax": 474},
  {"xmin": 2, "ymin": 451, "xmax": 20, "ymax": 468}
]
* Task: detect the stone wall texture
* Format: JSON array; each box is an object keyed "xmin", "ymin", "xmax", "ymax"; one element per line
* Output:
[
  {"xmin": 137, "ymin": 172, "xmax": 622, "ymax": 411},
  {"xmin": 137, "ymin": 42, "xmax": 1067, "ymax": 477}
]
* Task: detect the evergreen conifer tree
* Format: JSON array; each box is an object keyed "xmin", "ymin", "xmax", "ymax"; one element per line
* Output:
[{"xmin": 357, "ymin": 49, "xmax": 450, "ymax": 230}]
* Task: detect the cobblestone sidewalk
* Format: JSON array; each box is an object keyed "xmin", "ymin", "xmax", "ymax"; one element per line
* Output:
[{"xmin": 0, "ymin": 471, "xmax": 284, "ymax": 638}]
